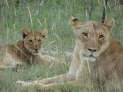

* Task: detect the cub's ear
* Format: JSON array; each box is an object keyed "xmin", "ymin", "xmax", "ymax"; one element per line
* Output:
[
  {"xmin": 41, "ymin": 29, "xmax": 48, "ymax": 38},
  {"xmin": 104, "ymin": 18, "xmax": 115, "ymax": 29},
  {"xmin": 69, "ymin": 16, "xmax": 82, "ymax": 29},
  {"xmin": 21, "ymin": 28, "xmax": 30, "ymax": 39}
]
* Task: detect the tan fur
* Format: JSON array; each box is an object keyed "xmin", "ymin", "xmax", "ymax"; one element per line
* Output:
[
  {"xmin": 0, "ymin": 28, "xmax": 62, "ymax": 70},
  {"xmin": 17, "ymin": 17, "xmax": 123, "ymax": 88}
]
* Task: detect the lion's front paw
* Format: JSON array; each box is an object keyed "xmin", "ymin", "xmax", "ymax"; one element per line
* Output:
[
  {"xmin": 16, "ymin": 80, "xmax": 34, "ymax": 87},
  {"xmin": 16, "ymin": 80, "xmax": 46, "ymax": 87}
]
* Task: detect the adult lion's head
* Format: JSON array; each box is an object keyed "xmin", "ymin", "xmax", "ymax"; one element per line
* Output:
[{"xmin": 70, "ymin": 17, "xmax": 115, "ymax": 61}]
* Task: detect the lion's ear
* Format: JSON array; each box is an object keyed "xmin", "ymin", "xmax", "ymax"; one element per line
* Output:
[
  {"xmin": 104, "ymin": 18, "xmax": 115, "ymax": 29},
  {"xmin": 41, "ymin": 29, "xmax": 48, "ymax": 38},
  {"xmin": 69, "ymin": 16, "xmax": 82, "ymax": 29},
  {"xmin": 21, "ymin": 28, "xmax": 30, "ymax": 39}
]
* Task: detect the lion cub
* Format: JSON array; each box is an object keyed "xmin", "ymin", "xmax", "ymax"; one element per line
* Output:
[{"xmin": 0, "ymin": 28, "xmax": 61, "ymax": 70}]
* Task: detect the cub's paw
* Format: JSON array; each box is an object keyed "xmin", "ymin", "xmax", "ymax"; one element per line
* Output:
[{"xmin": 54, "ymin": 58, "xmax": 66, "ymax": 64}]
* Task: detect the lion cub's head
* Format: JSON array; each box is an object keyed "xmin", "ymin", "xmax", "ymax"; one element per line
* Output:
[
  {"xmin": 70, "ymin": 17, "xmax": 115, "ymax": 61},
  {"xmin": 21, "ymin": 28, "xmax": 48, "ymax": 55}
]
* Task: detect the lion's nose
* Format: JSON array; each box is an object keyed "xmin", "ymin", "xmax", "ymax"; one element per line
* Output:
[{"xmin": 88, "ymin": 48, "xmax": 97, "ymax": 52}]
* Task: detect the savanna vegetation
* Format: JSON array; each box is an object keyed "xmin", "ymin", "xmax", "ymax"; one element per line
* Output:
[{"xmin": 0, "ymin": 0, "xmax": 123, "ymax": 92}]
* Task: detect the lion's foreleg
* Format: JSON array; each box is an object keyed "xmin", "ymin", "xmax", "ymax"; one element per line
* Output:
[{"xmin": 39, "ymin": 54, "xmax": 64, "ymax": 63}]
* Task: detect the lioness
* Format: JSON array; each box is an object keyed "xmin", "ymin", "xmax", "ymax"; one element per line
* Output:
[
  {"xmin": 0, "ymin": 28, "xmax": 62, "ymax": 70},
  {"xmin": 17, "ymin": 17, "xmax": 123, "ymax": 88}
]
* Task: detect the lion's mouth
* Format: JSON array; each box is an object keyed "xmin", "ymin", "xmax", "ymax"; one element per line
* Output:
[
  {"xmin": 83, "ymin": 54, "xmax": 96, "ymax": 58},
  {"xmin": 89, "ymin": 54, "xmax": 96, "ymax": 58},
  {"xmin": 32, "ymin": 50, "xmax": 39, "ymax": 55},
  {"xmin": 81, "ymin": 54, "xmax": 96, "ymax": 62}
]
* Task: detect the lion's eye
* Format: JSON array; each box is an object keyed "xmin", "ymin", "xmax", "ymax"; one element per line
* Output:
[
  {"xmin": 29, "ymin": 40, "xmax": 32, "ymax": 42},
  {"xmin": 42, "ymin": 35, "xmax": 46, "ymax": 38},
  {"xmin": 99, "ymin": 35, "xmax": 104, "ymax": 39},
  {"xmin": 82, "ymin": 32, "xmax": 88, "ymax": 37}
]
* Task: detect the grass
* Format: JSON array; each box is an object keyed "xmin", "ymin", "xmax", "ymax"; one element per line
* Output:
[{"xmin": 0, "ymin": 0, "xmax": 123, "ymax": 92}]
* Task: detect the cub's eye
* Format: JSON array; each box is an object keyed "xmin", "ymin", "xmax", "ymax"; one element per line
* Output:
[
  {"xmin": 82, "ymin": 32, "xmax": 88, "ymax": 37},
  {"xmin": 29, "ymin": 40, "xmax": 32, "ymax": 42},
  {"xmin": 99, "ymin": 34, "xmax": 104, "ymax": 39}
]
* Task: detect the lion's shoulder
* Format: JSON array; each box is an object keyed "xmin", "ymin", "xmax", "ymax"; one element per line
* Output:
[{"xmin": 103, "ymin": 39, "xmax": 123, "ymax": 55}]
